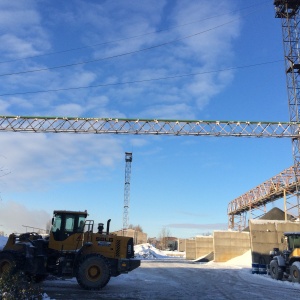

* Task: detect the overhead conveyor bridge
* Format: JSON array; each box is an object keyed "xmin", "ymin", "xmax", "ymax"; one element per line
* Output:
[
  {"xmin": 0, "ymin": 115, "xmax": 299, "ymax": 137},
  {"xmin": 228, "ymin": 166, "xmax": 299, "ymax": 231}
]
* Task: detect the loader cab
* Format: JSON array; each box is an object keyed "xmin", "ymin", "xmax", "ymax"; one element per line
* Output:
[
  {"xmin": 51, "ymin": 210, "xmax": 88, "ymax": 242},
  {"xmin": 285, "ymin": 232, "xmax": 300, "ymax": 251}
]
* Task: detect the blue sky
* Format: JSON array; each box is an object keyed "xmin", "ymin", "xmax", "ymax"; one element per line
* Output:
[{"xmin": 0, "ymin": 0, "xmax": 294, "ymax": 238}]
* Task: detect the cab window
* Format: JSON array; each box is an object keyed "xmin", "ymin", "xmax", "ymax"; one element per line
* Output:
[
  {"xmin": 51, "ymin": 215, "xmax": 62, "ymax": 232},
  {"xmin": 77, "ymin": 216, "xmax": 86, "ymax": 232},
  {"xmin": 65, "ymin": 215, "xmax": 75, "ymax": 232},
  {"xmin": 288, "ymin": 235, "xmax": 300, "ymax": 249}
]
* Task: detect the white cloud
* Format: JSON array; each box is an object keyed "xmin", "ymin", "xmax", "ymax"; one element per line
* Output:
[
  {"xmin": 0, "ymin": 133, "xmax": 123, "ymax": 192},
  {"xmin": 172, "ymin": 1, "xmax": 240, "ymax": 63},
  {"xmin": 0, "ymin": 34, "xmax": 40, "ymax": 58},
  {"xmin": 142, "ymin": 103, "xmax": 196, "ymax": 119},
  {"xmin": 0, "ymin": 1, "xmax": 50, "ymax": 59},
  {"xmin": 0, "ymin": 0, "xmax": 241, "ymax": 121},
  {"xmin": 0, "ymin": 200, "xmax": 51, "ymax": 234},
  {"xmin": 64, "ymin": 70, "xmax": 97, "ymax": 89},
  {"xmin": 53, "ymin": 103, "xmax": 84, "ymax": 116}
]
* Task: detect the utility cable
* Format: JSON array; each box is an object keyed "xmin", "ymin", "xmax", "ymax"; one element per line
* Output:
[
  {"xmin": 0, "ymin": 1, "xmax": 269, "ymax": 65},
  {"xmin": 0, "ymin": 7, "xmax": 265, "ymax": 78},
  {"xmin": 0, "ymin": 59, "xmax": 283, "ymax": 96}
]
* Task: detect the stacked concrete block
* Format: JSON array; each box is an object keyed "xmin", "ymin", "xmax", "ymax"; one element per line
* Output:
[
  {"xmin": 213, "ymin": 231, "xmax": 250, "ymax": 262},
  {"xmin": 178, "ymin": 238, "xmax": 186, "ymax": 252},
  {"xmin": 185, "ymin": 239, "xmax": 196, "ymax": 260},
  {"xmin": 249, "ymin": 220, "xmax": 300, "ymax": 264},
  {"xmin": 195, "ymin": 236, "xmax": 213, "ymax": 259}
]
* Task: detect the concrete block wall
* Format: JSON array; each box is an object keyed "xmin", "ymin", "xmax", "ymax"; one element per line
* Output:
[
  {"xmin": 249, "ymin": 220, "xmax": 300, "ymax": 264},
  {"xmin": 195, "ymin": 236, "xmax": 213, "ymax": 258},
  {"xmin": 184, "ymin": 236, "xmax": 213, "ymax": 260},
  {"xmin": 185, "ymin": 239, "xmax": 196, "ymax": 260},
  {"xmin": 178, "ymin": 239, "xmax": 186, "ymax": 252},
  {"xmin": 183, "ymin": 221, "xmax": 300, "ymax": 263},
  {"xmin": 213, "ymin": 231, "xmax": 250, "ymax": 262}
]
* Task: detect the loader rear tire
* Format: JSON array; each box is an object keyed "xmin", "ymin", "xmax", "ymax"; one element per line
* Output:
[
  {"xmin": 76, "ymin": 254, "xmax": 111, "ymax": 290},
  {"xmin": 32, "ymin": 274, "xmax": 48, "ymax": 283},
  {"xmin": 0, "ymin": 252, "xmax": 17, "ymax": 276},
  {"xmin": 290, "ymin": 262, "xmax": 300, "ymax": 283},
  {"xmin": 270, "ymin": 259, "xmax": 283, "ymax": 280}
]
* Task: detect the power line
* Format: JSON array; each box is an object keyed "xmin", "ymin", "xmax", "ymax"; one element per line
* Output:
[
  {"xmin": 0, "ymin": 59, "xmax": 283, "ymax": 96},
  {"xmin": 0, "ymin": 7, "xmax": 264, "ymax": 78},
  {"xmin": 0, "ymin": 1, "xmax": 268, "ymax": 65}
]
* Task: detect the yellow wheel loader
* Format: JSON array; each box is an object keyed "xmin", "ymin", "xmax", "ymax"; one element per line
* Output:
[
  {"xmin": 0, "ymin": 210, "xmax": 140, "ymax": 290},
  {"xmin": 269, "ymin": 232, "xmax": 300, "ymax": 282}
]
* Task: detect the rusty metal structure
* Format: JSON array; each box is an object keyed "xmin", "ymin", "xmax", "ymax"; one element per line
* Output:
[
  {"xmin": 227, "ymin": 1, "xmax": 300, "ymax": 230},
  {"xmin": 228, "ymin": 166, "xmax": 299, "ymax": 230}
]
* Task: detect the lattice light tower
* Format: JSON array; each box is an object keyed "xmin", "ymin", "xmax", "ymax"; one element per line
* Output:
[
  {"xmin": 123, "ymin": 152, "xmax": 132, "ymax": 235},
  {"xmin": 274, "ymin": 0, "xmax": 300, "ymax": 219}
]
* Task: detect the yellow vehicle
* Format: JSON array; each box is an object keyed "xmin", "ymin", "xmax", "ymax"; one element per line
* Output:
[
  {"xmin": 269, "ymin": 232, "xmax": 300, "ymax": 282},
  {"xmin": 0, "ymin": 210, "xmax": 140, "ymax": 290}
]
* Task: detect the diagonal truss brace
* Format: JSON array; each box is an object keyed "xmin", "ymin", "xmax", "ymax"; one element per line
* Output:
[
  {"xmin": 0, "ymin": 115, "xmax": 299, "ymax": 137},
  {"xmin": 228, "ymin": 165, "xmax": 299, "ymax": 230}
]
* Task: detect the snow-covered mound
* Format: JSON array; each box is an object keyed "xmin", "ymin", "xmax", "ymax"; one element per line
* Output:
[
  {"xmin": 0, "ymin": 236, "xmax": 8, "ymax": 250},
  {"xmin": 134, "ymin": 243, "xmax": 174, "ymax": 259}
]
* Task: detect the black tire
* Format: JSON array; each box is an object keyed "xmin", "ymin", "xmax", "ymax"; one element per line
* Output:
[
  {"xmin": 76, "ymin": 254, "xmax": 111, "ymax": 290},
  {"xmin": 270, "ymin": 259, "xmax": 283, "ymax": 280},
  {"xmin": 290, "ymin": 262, "xmax": 300, "ymax": 283},
  {"xmin": 0, "ymin": 252, "xmax": 17, "ymax": 276},
  {"xmin": 32, "ymin": 274, "xmax": 48, "ymax": 283}
]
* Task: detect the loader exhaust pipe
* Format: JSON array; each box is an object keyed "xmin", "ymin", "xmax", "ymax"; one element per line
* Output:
[{"xmin": 106, "ymin": 219, "xmax": 111, "ymax": 235}]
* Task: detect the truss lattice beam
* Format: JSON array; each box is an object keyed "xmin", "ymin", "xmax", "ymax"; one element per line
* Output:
[
  {"xmin": 228, "ymin": 165, "xmax": 299, "ymax": 230},
  {"xmin": 274, "ymin": 0, "xmax": 300, "ymax": 222},
  {"xmin": 0, "ymin": 116, "xmax": 299, "ymax": 137}
]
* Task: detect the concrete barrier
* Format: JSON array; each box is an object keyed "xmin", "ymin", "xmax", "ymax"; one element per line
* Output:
[
  {"xmin": 178, "ymin": 238, "xmax": 186, "ymax": 252},
  {"xmin": 249, "ymin": 220, "xmax": 300, "ymax": 264},
  {"xmin": 185, "ymin": 236, "xmax": 214, "ymax": 260},
  {"xmin": 213, "ymin": 231, "xmax": 250, "ymax": 262},
  {"xmin": 186, "ymin": 239, "xmax": 196, "ymax": 260},
  {"xmin": 195, "ymin": 236, "xmax": 213, "ymax": 259}
]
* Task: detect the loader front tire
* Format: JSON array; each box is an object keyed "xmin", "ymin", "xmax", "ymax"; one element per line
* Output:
[
  {"xmin": 0, "ymin": 252, "xmax": 17, "ymax": 276},
  {"xmin": 290, "ymin": 262, "xmax": 300, "ymax": 283},
  {"xmin": 76, "ymin": 254, "xmax": 111, "ymax": 290},
  {"xmin": 270, "ymin": 259, "xmax": 283, "ymax": 280}
]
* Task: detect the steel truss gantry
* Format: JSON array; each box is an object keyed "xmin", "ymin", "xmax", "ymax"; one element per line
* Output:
[
  {"xmin": 228, "ymin": 166, "xmax": 299, "ymax": 231},
  {"xmin": 123, "ymin": 152, "xmax": 132, "ymax": 236},
  {"xmin": 0, "ymin": 115, "xmax": 299, "ymax": 137},
  {"xmin": 275, "ymin": 0, "xmax": 300, "ymax": 224}
]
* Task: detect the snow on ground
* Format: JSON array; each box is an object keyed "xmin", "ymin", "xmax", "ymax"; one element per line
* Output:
[
  {"xmin": 2, "ymin": 237, "xmax": 300, "ymax": 298},
  {"xmin": 134, "ymin": 243, "xmax": 185, "ymax": 259}
]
